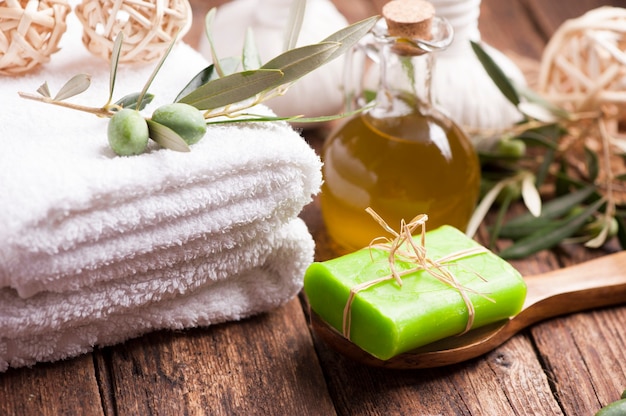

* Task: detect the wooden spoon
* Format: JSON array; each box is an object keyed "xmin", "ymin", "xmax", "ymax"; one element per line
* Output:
[{"xmin": 309, "ymin": 250, "xmax": 626, "ymax": 369}]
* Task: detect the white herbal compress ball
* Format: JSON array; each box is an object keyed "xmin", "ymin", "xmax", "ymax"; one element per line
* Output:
[
  {"xmin": 428, "ymin": 0, "xmax": 526, "ymax": 136},
  {"xmin": 198, "ymin": 0, "xmax": 349, "ymax": 126}
]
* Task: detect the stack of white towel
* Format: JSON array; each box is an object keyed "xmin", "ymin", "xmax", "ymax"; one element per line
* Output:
[{"xmin": 0, "ymin": 13, "xmax": 321, "ymax": 372}]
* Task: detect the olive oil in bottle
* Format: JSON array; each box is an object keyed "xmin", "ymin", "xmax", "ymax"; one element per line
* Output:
[{"xmin": 320, "ymin": 0, "xmax": 481, "ymax": 252}]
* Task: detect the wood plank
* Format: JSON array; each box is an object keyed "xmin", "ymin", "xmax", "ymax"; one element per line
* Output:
[
  {"xmin": 0, "ymin": 354, "xmax": 104, "ymax": 416},
  {"xmin": 309, "ymin": 327, "xmax": 563, "ymax": 415},
  {"xmin": 332, "ymin": 0, "xmax": 378, "ymax": 23},
  {"xmin": 478, "ymin": 335, "xmax": 564, "ymax": 415},
  {"xmin": 102, "ymin": 299, "xmax": 336, "ymax": 415},
  {"xmin": 530, "ymin": 305, "xmax": 626, "ymax": 415},
  {"xmin": 478, "ymin": 0, "xmax": 545, "ymax": 61}
]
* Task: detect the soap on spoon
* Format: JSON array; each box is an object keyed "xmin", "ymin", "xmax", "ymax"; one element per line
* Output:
[
  {"xmin": 304, "ymin": 211, "xmax": 527, "ymax": 361},
  {"xmin": 307, "ymin": 250, "xmax": 626, "ymax": 369}
]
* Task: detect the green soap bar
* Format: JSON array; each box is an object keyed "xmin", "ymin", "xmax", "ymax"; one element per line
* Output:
[{"xmin": 304, "ymin": 225, "xmax": 527, "ymax": 360}]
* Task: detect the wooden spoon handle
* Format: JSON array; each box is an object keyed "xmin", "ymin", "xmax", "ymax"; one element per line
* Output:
[{"xmin": 514, "ymin": 251, "xmax": 626, "ymax": 330}]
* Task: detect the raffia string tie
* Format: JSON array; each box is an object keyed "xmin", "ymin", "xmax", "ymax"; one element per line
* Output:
[{"xmin": 342, "ymin": 208, "xmax": 493, "ymax": 340}]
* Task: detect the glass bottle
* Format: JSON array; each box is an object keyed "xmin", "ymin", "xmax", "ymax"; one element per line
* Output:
[{"xmin": 320, "ymin": 10, "xmax": 481, "ymax": 252}]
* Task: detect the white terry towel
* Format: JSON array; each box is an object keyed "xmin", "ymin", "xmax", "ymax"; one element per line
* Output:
[
  {"xmin": 0, "ymin": 11, "xmax": 322, "ymax": 370},
  {"xmin": 0, "ymin": 12, "xmax": 322, "ymax": 298},
  {"xmin": 0, "ymin": 218, "xmax": 313, "ymax": 372}
]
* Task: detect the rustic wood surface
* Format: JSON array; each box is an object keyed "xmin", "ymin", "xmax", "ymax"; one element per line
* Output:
[{"xmin": 2, "ymin": 0, "xmax": 626, "ymax": 415}]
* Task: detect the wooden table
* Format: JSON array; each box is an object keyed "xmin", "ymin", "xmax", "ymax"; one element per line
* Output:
[{"xmin": 3, "ymin": 0, "xmax": 626, "ymax": 414}]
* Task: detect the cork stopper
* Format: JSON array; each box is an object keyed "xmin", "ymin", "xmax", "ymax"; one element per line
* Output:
[{"xmin": 382, "ymin": 0, "xmax": 435, "ymax": 41}]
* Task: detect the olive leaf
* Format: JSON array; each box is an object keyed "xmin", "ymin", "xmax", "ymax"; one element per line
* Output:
[
  {"xmin": 521, "ymin": 173, "xmax": 541, "ymax": 217},
  {"xmin": 203, "ymin": 8, "xmax": 225, "ymax": 78},
  {"xmin": 489, "ymin": 188, "xmax": 515, "ymax": 249},
  {"xmin": 36, "ymin": 82, "xmax": 51, "ymax": 98},
  {"xmin": 146, "ymin": 119, "xmax": 191, "ymax": 152},
  {"xmin": 499, "ymin": 197, "xmax": 606, "ymax": 259},
  {"xmin": 518, "ymin": 102, "xmax": 560, "ymax": 123},
  {"xmin": 516, "ymin": 124, "xmax": 563, "ymax": 149},
  {"xmin": 517, "ymin": 123, "xmax": 562, "ymax": 186},
  {"xmin": 536, "ymin": 146, "xmax": 556, "ymax": 188},
  {"xmin": 470, "ymin": 40, "xmax": 520, "ymax": 107},
  {"xmin": 320, "ymin": 15, "xmax": 379, "ymax": 62},
  {"xmin": 174, "ymin": 57, "xmax": 240, "ymax": 103},
  {"xmin": 469, "ymin": 171, "xmax": 540, "ymax": 241},
  {"xmin": 179, "ymin": 68, "xmax": 285, "ymax": 110},
  {"xmin": 515, "ymin": 83, "xmax": 571, "ymax": 121},
  {"xmin": 115, "ymin": 92, "xmax": 155, "ymax": 110},
  {"xmin": 585, "ymin": 214, "xmax": 613, "ymax": 248},
  {"xmin": 54, "ymin": 74, "xmax": 91, "ymax": 101},
  {"xmin": 283, "ymin": 0, "xmax": 306, "ymax": 52},
  {"xmin": 616, "ymin": 215, "xmax": 626, "ymax": 249},
  {"xmin": 204, "ymin": 103, "xmax": 372, "ymax": 125},
  {"xmin": 108, "ymin": 32, "xmax": 124, "ymax": 104},
  {"xmin": 179, "ymin": 43, "xmax": 339, "ymax": 110},
  {"xmin": 242, "ymin": 28, "xmax": 261, "ymax": 70},
  {"xmin": 135, "ymin": 29, "xmax": 180, "ymax": 109},
  {"xmin": 585, "ymin": 145, "xmax": 599, "ymax": 181},
  {"xmin": 204, "ymin": 114, "xmax": 301, "ymax": 124},
  {"xmin": 497, "ymin": 185, "xmax": 597, "ymax": 239},
  {"xmin": 466, "ymin": 177, "xmax": 510, "ymax": 237},
  {"xmin": 261, "ymin": 41, "xmax": 341, "ymax": 81}
]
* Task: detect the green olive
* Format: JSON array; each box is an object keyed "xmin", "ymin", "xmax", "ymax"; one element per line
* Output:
[
  {"xmin": 497, "ymin": 137, "xmax": 526, "ymax": 159},
  {"xmin": 108, "ymin": 109, "xmax": 149, "ymax": 156},
  {"xmin": 151, "ymin": 103, "xmax": 207, "ymax": 145}
]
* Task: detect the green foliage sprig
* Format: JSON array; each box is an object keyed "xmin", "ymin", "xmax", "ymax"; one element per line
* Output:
[
  {"xmin": 467, "ymin": 41, "xmax": 626, "ymax": 258},
  {"xmin": 18, "ymin": 0, "xmax": 379, "ymax": 155}
]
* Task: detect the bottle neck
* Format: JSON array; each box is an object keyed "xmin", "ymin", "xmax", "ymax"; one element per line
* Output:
[{"xmin": 370, "ymin": 42, "xmax": 433, "ymax": 119}]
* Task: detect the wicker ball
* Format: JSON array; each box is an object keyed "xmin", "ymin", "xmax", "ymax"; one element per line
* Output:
[
  {"xmin": 538, "ymin": 7, "xmax": 626, "ymax": 117},
  {"xmin": 75, "ymin": 0, "xmax": 192, "ymax": 65},
  {"xmin": 0, "ymin": 0, "xmax": 71, "ymax": 76}
]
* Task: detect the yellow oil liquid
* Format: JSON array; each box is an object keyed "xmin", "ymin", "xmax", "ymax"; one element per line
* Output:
[{"xmin": 320, "ymin": 104, "xmax": 481, "ymax": 252}]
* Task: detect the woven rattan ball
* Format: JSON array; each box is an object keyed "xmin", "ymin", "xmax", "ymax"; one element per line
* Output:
[
  {"xmin": 538, "ymin": 7, "xmax": 626, "ymax": 117},
  {"xmin": 0, "ymin": 0, "xmax": 71, "ymax": 76},
  {"xmin": 75, "ymin": 0, "xmax": 192, "ymax": 65}
]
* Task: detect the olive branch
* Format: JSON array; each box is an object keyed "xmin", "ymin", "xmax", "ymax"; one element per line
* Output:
[
  {"xmin": 466, "ymin": 41, "xmax": 626, "ymax": 258},
  {"xmin": 18, "ymin": 0, "xmax": 378, "ymax": 155}
]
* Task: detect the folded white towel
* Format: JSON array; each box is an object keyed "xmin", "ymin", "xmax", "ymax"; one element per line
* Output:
[
  {"xmin": 0, "ymin": 218, "xmax": 313, "ymax": 372},
  {"xmin": 0, "ymin": 120, "xmax": 321, "ymax": 297},
  {"xmin": 0, "ymin": 10, "xmax": 322, "ymax": 371},
  {"xmin": 0, "ymin": 12, "xmax": 322, "ymax": 298}
]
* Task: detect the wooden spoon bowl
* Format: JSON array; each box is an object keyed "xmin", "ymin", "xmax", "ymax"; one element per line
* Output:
[{"xmin": 309, "ymin": 251, "xmax": 626, "ymax": 369}]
